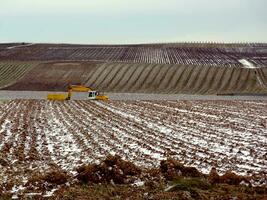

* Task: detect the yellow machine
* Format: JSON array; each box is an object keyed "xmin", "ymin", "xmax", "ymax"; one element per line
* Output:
[
  {"xmin": 47, "ymin": 85, "xmax": 109, "ymax": 101},
  {"xmin": 47, "ymin": 94, "xmax": 68, "ymax": 100}
]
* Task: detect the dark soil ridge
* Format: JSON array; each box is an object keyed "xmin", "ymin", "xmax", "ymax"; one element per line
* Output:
[{"xmin": 1, "ymin": 155, "xmax": 266, "ymax": 199}]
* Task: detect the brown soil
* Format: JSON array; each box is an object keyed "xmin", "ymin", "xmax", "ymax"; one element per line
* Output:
[
  {"xmin": 160, "ymin": 158, "xmax": 203, "ymax": 180},
  {"xmin": 4, "ymin": 61, "xmax": 99, "ymax": 91},
  {"xmin": 77, "ymin": 155, "xmax": 141, "ymax": 184},
  {"xmin": 0, "ymin": 155, "xmax": 266, "ymax": 199}
]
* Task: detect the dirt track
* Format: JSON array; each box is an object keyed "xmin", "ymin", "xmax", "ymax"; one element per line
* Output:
[{"xmin": 0, "ymin": 91, "xmax": 267, "ymax": 101}]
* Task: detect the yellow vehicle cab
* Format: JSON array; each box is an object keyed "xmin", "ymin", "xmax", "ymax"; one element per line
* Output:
[{"xmin": 47, "ymin": 85, "xmax": 109, "ymax": 101}]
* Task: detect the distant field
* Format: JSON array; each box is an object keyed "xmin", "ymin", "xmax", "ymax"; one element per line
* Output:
[
  {"xmin": 0, "ymin": 43, "xmax": 266, "ymax": 94},
  {"xmin": 0, "ymin": 43, "xmax": 267, "ymax": 66}
]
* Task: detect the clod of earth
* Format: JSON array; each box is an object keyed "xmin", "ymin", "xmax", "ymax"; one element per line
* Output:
[
  {"xmin": 0, "ymin": 157, "xmax": 9, "ymax": 167},
  {"xmin": 220, "ymin": 170, "xmax": 245, "ymax": 186},
  {"xmin": 77, "ymin": 155, "xmax": 141, "ymax": 184},
  {"xmin": 160, "ymin": 158, "xmax": 203, "ymax": 180},
  {"xmin": 207, "ymin": 167, "xmax": 220, "ymax": 184},
  {"xmin": 43, "ymin": 170, "xmax": 69, "ymax": 185}
]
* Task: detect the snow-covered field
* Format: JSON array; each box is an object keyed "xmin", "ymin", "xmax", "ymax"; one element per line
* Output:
[{"xmin": 0, "ymin": 100, "xmax": 266, "ymax": 197}]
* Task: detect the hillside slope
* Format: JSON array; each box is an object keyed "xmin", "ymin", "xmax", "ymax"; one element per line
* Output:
[
  {"xmin": 1, "ymin": 43, "xmax": 266, "ymax": 94},
  {"xmin": 3, "ymin": 62, "xmax": 267, "ymax": 94},
  {"xmin": 0, "ymin": 62, "xmax": 37, "ymax": 89}
]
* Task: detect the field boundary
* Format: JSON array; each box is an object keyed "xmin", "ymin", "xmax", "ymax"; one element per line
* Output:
[{"xmin": 0, "ymin": 91, "xmax": 267, "ymax": 100}]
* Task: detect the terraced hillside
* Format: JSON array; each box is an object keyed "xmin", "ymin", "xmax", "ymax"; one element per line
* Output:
[{"xmin": 0, "ymin": 62, "xmax": 37, "ymax": 89}]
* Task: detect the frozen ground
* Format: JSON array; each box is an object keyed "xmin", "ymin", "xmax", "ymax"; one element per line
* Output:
[{"xmin": 0, "ymin": 100, "xmax": 266, "ymax": 197}]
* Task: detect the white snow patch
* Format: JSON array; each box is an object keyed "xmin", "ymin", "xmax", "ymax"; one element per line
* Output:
[
  {"xmin": 132, "ymin": 179, "xmax": 145, "ymax": 187},
  {"xmin": 11, "ymin": 195, "xmax": 19, "ymax": 199},
  {"xmin": 25, "ymin": 193, "xmax": 42, "ymax": 197},
  {"xmin": 0, "ymin": 120, "xmax": 13, "ymax": 149},
  {"xmin": 7, "ymin": 43, "xmax": 34, "ymax": 49},
  {"xmin": 43, "ymin": 188, "xmax": 58, "ymax": 197},
  {"xmin": 11, "ymin": 185, "xmax": 26, "ymax": 198},
  {"xmin": 238, "ymin": 59, "xmax": 257, "ymax": 68},
  {"xmin": 164, "ymin": 184, "xmax": 177, "ymax": 192}
]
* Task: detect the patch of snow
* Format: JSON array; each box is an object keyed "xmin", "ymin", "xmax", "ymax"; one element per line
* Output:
[
  {"xmin": 11, "ymin": 185, "xmax": 25, "ymax": 193},
  {"xmin": 164, "ymin": 184, "xmax": 177, "ymax": 192},
  {"xmin": 238, "ymin": 59, "xmax": 257, "ymax": 68},
  {"xmin": 0, "ymin": 119, "xmax": 13, "ymax": 149},
  {"xmin": 6, "ymin": 43, "xmax": 34, "ymax": 49},
  {"xmin": 132, "ymin": 179, "xmax": 145, "ymax": 187},
  {"xmin": 43, "ymin": 188, "xmax": 58, "ymax": 197},
  {"xmin": 25, "ymin": 193, "xmax": 42, "ymax": 196},
  {"xmin": 11, "ymin": 194, "xmax": 19, "ymax": 199}
]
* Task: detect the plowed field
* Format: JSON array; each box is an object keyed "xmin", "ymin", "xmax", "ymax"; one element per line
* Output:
[
  {"xmin": 1, "ymin": 43, "xmax": 267, "ymax": 66},
  {"xmin": 0, "ymin": 100, "xmax": 266, "ymax": 197}
]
